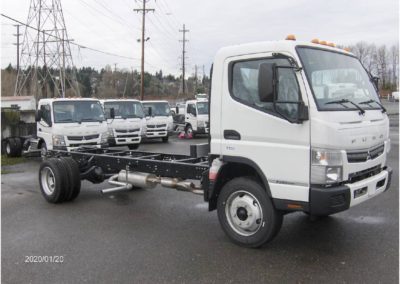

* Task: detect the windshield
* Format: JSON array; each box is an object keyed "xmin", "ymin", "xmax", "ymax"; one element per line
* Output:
[
  {"xmin": 143, "ymin": 102, "xmax": 170, "ymax": 116},
  {"xmin": 104, "ymin": 101, "xmax": 144, "ymax": 119},
  {"xmin": 53, "ymin": 101, "xmax": 105, "ymax": 123},
  {"xmin": 197, "ymin": 102, "xmax": 209, "ymax": 115},
  {"xmin": 297, "ymin": 47, "xmax": 380, "ymax": 111}
]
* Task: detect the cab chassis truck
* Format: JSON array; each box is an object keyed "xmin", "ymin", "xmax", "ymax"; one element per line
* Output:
[{"xmin": 38, "ymin": 39, "xmax": 392, "ymax": 248}]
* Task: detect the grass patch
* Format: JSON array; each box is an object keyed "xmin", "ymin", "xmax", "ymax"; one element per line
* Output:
[{"xmin": 1, "ymin": 155, "xmax": 26, "ymax": 166}]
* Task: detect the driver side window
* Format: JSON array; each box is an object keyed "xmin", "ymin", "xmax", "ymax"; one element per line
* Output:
[{"xmin": 40, "ymin": 104, "xmax": 51, "ymax": 126}]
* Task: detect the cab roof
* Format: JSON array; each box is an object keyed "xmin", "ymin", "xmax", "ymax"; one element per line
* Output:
[{"xmin": 215, "ymin": 40, "xmax": 353, "ymax": 60}]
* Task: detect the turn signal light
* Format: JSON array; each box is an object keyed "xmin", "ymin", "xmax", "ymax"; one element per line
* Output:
[{"xmin": 285, "ymin": 34, "xmax": 296, "ymax": 41}]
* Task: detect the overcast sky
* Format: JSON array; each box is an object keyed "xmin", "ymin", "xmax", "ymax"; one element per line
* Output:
[{"xmin": 1, "ymin": 0, "xmax": 399, "ymax": 76}]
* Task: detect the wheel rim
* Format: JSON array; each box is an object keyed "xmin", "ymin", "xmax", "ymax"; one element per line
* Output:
[
  {"xmin": 6, "ymin": 143, "xmax": 11, "ymax": 154},
  {"xmin": 225, "ymin": 190, "xmax": 263, "ymax": 236},
  {"xmin": 41, "ymin": 166, "xmax": 56, "ymax": 196},
  {"xmin": 186, "ymin": 126, "xmax": 193, "ymax": 134}
]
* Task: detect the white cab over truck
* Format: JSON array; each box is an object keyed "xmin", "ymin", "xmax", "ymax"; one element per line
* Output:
[
  {"xmin": 174, "ymin": 98, "xmax": 209, "ymax": 136},
  {"xmin": 38, "ymin": 39, "xmax": 392, "ymax": 248},
  {"xmin": 142, "ymin": 100, "xmax": 173, "ymax": 142},
  {"xmin": 35, "ymin": 98, "xmax": 109, "ymax": 154},
  {"xmin": 101, "ymin": 99, "xmax": 146, "ymax": 150}
]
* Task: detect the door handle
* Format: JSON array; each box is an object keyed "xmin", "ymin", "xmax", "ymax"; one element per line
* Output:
[
  {"xmin": 38, "ymin": 128, "xmax": 42, "ymax": 131},
  {"xmin": 224, "ymin": 130, "xmax": 241, "ymax": 140},
  {"xmin": 186, "ymin": 117, "xmax": 189, "ymax": 119}
]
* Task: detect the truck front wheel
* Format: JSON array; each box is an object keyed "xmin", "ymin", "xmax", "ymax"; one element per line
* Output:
[
  {"xmin": 128, "ymin": 144, "xmax": 139, "ymax": 150},
  {"xmin": 217, "ymin": 177, "xmax": 283, "ymax": 248}
]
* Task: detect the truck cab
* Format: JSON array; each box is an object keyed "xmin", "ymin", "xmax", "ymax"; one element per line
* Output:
[
  {"xmin": 36, "ymin": 98, "xmax": 109, "ymax": 154},
  {"xmin": 206, "ymin": 39, "xmax": 392, "ymax": 246},
  {"xmin": 183, "ymin": 99, "xmax": 209, "ymax": 136},
  {"xmin": 142, "ymin": 100, "xmax": 173, "ymax": 142},
  {"xmin": 101, "ymin": 99, "xmax": 146, "ymax": 150}
]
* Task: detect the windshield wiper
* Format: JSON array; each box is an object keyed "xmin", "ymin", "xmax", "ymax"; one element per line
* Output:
[
  {"xmin": 325, "ymin": 99, "xmax": 365, "ymax": 115},
  {"xmin": 359, "ymin": 99, "xmax": 387, "ymax": 113}
]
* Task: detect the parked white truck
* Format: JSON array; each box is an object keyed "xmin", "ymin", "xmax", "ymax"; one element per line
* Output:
[
  {"xmin": 101, "ymin": 99, "xmax": 146, "ymax": 150},
  {"xmin": 34, "ymin": 98, "xmax": 110, "ymax": 154},
  {"xmin": 174, "ymin": 98, "xmax": 209, "ymax": 136},
  {"xmin": 37, "ymin": 38, "xmax": 392, "ymax": 248},
  {"xmin": 142, "ymin": 100, "xmax": 173, "ymax": 142}
]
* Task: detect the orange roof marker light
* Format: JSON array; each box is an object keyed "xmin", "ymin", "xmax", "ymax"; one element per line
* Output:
[
  {"xmin": 311, "ymin": 38, "xmax": 319, "ymax": 44},
  {"xmin": 343, "ymin": 47, "xmax": 351, "ymax": 52},
  {"xmin": 285, "ymin": 34, "xmax": 296, "ymax": 41},
  {"xmin": 319, "ymin": 40, "xmax": 327, "ymax": 45},
  {"xmin": 327, "ymin": 42, "xmax": 335, "ymax": 47}
]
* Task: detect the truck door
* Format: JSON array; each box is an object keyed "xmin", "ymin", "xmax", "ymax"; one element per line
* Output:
[
  {"xmin": 37, "ymin": 103, "xmax": 53, "ymax": 148},
  {"xmin": 220, "ymin": 54, "xmax": 311, "ymax": 202},
  {"xmin": 186, "ymin": 103, "xmax": 198, "ymax": 131}
]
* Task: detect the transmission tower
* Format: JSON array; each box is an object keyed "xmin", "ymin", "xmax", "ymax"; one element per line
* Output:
[{"xmin": 14, "ymin": 0, "xmax": 80, "ymax": 98}]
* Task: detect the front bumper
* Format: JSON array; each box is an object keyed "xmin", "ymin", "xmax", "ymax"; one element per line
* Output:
[
  {"xmin": 146, "ymin": 128, "xmax": 168, "ymax": 138},
  {"xmin": 108, "ymin": 135, "xmax": 141, "ymax": 146},
  {"xmin": 309, "ymin": 167, "xmax": 392, "ymax": 216}
]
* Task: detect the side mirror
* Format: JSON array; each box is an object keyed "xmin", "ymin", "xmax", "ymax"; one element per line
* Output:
[
  {"xmin": 35, "ymin": 110, "xmax": 42, "ymax": 122},
  {"xmin": 298, "ymin": 103, "xmax": 309, "ymax": 122},
  {"xmin": 110, "ymin": 108, "xmax": 115, "ymax": 119},
  {"xmin": 372, "ymin": 76, "xmax": 379, "ymax": 90},
  {"xmin": 147, "ymin": 107, "xmax": 152, "ymax": 117},
  {"xmin": 176, "ymin": 106, "xmax": 179, "ymax": 114},
  {"xmin": 258, "ymin": 63, "xmax": 275, "ymax": 102}
]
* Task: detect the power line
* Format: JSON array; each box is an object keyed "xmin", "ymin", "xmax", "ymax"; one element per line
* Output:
[{"xmin": 1, "ymin": 13, "xmax": 141, "ymax": 61}]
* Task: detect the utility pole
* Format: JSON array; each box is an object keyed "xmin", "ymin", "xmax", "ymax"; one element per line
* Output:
[
  {"xmin": 194, "ymin": 65, "xmax": 198, "ymax": 94},
  {"xmin": 134, "ymin": 0, "xmax": 154, "ymax": 101},
  {"xmin": 13, "ymin": 24, "xmax": 21, "ymax": 78},
  {"xmin": 179, "ymin": 24, "xmax": 189, "ymax": 96}
]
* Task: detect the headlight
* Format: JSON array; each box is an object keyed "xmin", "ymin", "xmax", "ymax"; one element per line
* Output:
[
  {"xmin": 52, "ymin": 135, "xmax": 65, "ymax": 146},
  {"xmin": 311, "ymin": 148, "xmax": 343, "ymax": 185},
  {"xmin": 100, "ymin": 131, "xmax": 110, "ymax": 143},
  {"xmin": 198, "ymin": 120, "xmax": 205, "ymax": 127}
]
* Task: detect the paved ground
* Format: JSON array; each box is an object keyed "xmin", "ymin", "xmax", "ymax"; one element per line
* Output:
[{"xmin": 1, "ymin": 125, "xmax": 398, "ymax": 283}]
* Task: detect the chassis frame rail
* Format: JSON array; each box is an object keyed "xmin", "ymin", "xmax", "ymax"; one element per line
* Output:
[{"xmin": 49, "ymin": 147, "xmax": 209, "ymax": 180}]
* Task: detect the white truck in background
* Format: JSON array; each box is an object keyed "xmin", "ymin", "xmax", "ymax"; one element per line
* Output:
[
  {"xmin": 101, "ymin": 99, "xmax": 146, "ymax": 150},
  {"xmin": 174, "ymin": 98, "xmax": 209, "ymax": 136},
  {"xmin": 142, "ymin": 100, "xmax": 173, "ymax": 142},
  {"xmin": 34, "ymin": 98, "xmax": 110, "ymax": 155}
]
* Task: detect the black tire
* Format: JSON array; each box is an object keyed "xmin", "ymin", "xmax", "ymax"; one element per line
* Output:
[
  {"xmin": 60, "ymin": 157, "xmax": 81, "ymax": 201},
  {"xmin": 128, "ymin": 144, "xmax": 140, "ymax": 150},
  {"xmin": 217, "ymin": 177, "xmax": 283, "ymax": 248},
  {"xmin": 162, "ymin": 136, "xmax": 169, "ymax": 143},
  {"xmin": 185, "ymin": 124, "xmax": 195, "ymax": 138},
  {"xmin": 4, "ymin": 138, "xmax": 22, "ymax": 157},
  {"xmin": 38, "ymin": 158, "xmax": 70, "ymax": 203}
]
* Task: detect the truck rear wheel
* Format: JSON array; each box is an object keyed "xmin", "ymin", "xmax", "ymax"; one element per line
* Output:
[
  {"xmin": 38, "ymin": 158, "xmax": 71, "ymax": 203},
  {"xmin": 4, "ymin": 138, "xmax": 22, "ymax": 157},
  {"xmin": 217, "ymin": 177, "xmax": 283, "ymax": 248},
  {"xmin": 60, "ymin": 157, "xmax": 81, "ymax": 201}
]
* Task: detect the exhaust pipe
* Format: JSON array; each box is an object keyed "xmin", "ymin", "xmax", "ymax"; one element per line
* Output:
[{"xmin": 102, "ymin": 170, "xmax": 203, "ymax": 195}]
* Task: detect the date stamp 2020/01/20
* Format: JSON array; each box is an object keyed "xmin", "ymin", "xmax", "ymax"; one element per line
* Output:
[{"xmin": 25, "ymin": 255, "xmax": 64, "ymax": 263}]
